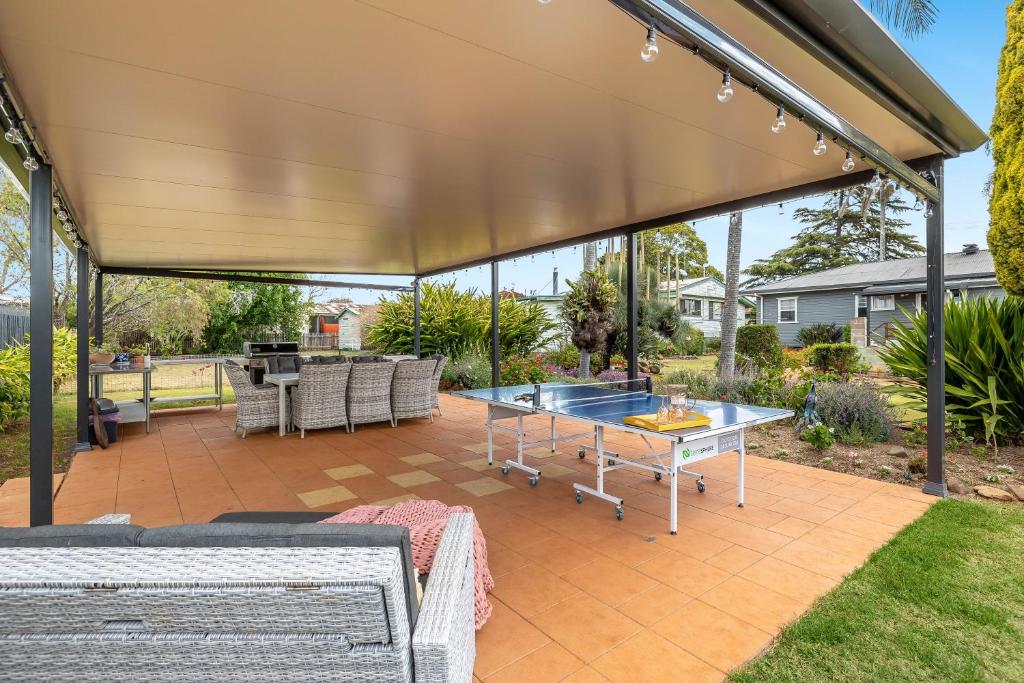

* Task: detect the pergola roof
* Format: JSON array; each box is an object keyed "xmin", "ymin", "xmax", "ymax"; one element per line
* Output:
[{"xmin": 0, "ymin": 0, "xmax": 984, "ymax": 276}]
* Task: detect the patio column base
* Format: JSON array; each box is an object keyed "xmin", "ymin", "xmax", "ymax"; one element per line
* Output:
[
  {"xmin": 73, "ymin": 441, "xmax": 93, "ymax": 453},
  {"xmin": 922, "ymin": 480, "xmax": 948, "ymax": 497}
]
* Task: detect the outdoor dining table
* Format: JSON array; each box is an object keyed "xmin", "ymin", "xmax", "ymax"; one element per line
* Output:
[{"xmin": 263, "ymin": 372, "xmax": 299, "ymax": 437}]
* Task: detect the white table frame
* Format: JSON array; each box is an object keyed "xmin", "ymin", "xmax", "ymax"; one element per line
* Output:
[{"xmin": 263, "ymin": 373, "xmax": 299, "ymax": 437}]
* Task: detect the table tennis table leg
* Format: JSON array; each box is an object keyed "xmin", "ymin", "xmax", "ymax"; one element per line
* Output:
[
  {"xmin": 550, "ymin": 415, "xmax": 556, "ymax": 452},
  {"xmin": 737, "ymin": 429, "xmax": 746, "ymax": 508},
  {"xmin": 486, "ymin": 406, "xmax": 494, "ymax": 466},
  {"xmin": 572, "ymin": 425, "xmax": 624, "ymax": 521},
  {"xmin": 670, "ymin": 443, "xmax": 679, "ymax": 535}
]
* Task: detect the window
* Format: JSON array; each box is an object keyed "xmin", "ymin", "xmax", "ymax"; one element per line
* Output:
[
  {"xmin": 680, "ymin": 298, "xmax": 702, "ymax": 317},
  {"xmin": 855, "ymin": 294, "xmax": 868, "ymax": 318},
  {"xmin": 708, "ymin": 302, "xmax": 723, "ymax": 321},
  {"xmin": 870, "ymin": 295, "xmax": 895, "ymax": 311},
  {"xmin": 777, "ymin": 297, "xmax": 798, "ymax": 323}
]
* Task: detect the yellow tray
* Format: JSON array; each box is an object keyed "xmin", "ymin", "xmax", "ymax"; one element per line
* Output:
[{"xmin": 623, "ymin": 411, "xmax": 712, "ymax": 431}]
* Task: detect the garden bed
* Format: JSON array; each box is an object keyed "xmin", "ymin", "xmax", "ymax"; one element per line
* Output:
[{"xmin": 747, "ymin": 421, "xmax": 1024, "ymax": 501}]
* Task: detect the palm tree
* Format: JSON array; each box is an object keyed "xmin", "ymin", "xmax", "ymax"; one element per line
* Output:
[
  {"xmin": 867, "ymin": 0, "xmax": 937, "ymax": 39},
  {"xmin": 561, "ymin": 270, "xmax": 617, "ymax": 378},
  {"xmin": 719, "ymin": 212, "xmax": 743, "ymax": 381}
]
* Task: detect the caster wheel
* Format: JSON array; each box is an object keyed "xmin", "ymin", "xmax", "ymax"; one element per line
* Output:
[
  {"xmin": 500, "ymin": 466, "xmax": 509, "ymax": 476},
  {"xmin": 608, "ymin": 459, "xmax": 616, "ymax": 466},
  {"xmin": 528, "ymin": 476, "xmax": 539, "ymax": 487},
  {"xmin": 697, "ymin": 480, "xmax": 706, "ymax": 494},
  {"xmin": 615, "ymin": 506, "xmax": 624, "ymax": 521},
  {"xmin": 576, "ymin": 492, "xmax": 584, "ymax": 504},
  {"xmin": 578, "ymin": 448, "xmax": 586, "ymax": 460},
  {"xmin": 654, "ymin": 472, "xmax": 662, "ymax": 482}
]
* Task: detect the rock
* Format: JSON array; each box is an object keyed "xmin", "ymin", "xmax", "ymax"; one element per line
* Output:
[
  {"xmin": 973, "ymin": 485, "xmax": 1016, "ymax": 502},
  {"xmin": 887, "ymin": 446, "xmax": 909, "ymax": 458},
  {"xmin": 1008, "ymin": 484, "xmax": 1024, "ymax": 502},
  {"xmin": 946, "ymin": 479, "xmax": 970, "ymax": 495}
]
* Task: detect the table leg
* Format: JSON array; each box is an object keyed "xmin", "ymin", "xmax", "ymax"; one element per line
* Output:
[
  {"xmin": 486, "ymin": 406, "xmax": 494, "ymax": 466},
  {"xmin": 737, "ymin": 430, "xmax": 746, "ymax": 508},
  {"xmin": 278, "ymin": 382, "xmax": 287, "ymax": 437},
  {"xmin": 216, "ymin": 362, "xmax": 223, "ymax": 411},
  {"xmin": 144, "ymin": 372, "xmax": 151, "ymax": 433},
  {"xmin": 670, "ymin": 442, "xmax": 679, "ymax": 535},
  {"xmin": 550, "ymin": 415, "xmax": 556, "ymax": 452}
]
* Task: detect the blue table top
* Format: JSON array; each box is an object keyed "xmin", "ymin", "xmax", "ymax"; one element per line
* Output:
[{"xmin": 453, "ymin": 382, "xmax": 792, "ymax": 441}]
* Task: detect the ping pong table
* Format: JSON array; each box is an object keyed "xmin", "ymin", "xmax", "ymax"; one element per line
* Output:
[{"xmin": 453, "ymin": 379, "xmax": 793, "ymax": 534}]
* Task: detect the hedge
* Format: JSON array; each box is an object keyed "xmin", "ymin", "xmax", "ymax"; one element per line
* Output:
[
  {"xmin": 735, "ymin": 324, "xmax": 783, "ymax": 369},
  {"xmin": 807, "ymin": 343, "xmax": 862, "ymax": 375}
]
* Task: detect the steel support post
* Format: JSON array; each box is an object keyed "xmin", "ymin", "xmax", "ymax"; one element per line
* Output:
[
  {"xmin": 625, "ymin": 231, "xmax": 638, "ymax": 381},
  {"xmin": 923, "ymin": 156, "xmax": 946, "ymax": 497},
  {"xmin": 75, "ymin": 246, "xmax": 91, "ymax": 452},
  {"xmin": 491, "ymin": 261, "xmax": 500, "ymax": 387},
  {"xmin": 413, "ymin": 278, "xmax": 421, "ymax": 357},
  {"xmin": 29, "ymin": 163, "xmax": 54, "ymax": 526}
]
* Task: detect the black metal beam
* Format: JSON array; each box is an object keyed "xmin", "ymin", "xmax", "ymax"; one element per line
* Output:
[
  {"xmin": 491, "ymin": 262, "xmax": 500, "ymax": 388},
  {"xmin": 625, "ymin": 233, "xmax": 638, "ymax": 381},
  {"xmin": 412, "ymin": 278, "xmax": 421, "ymax": 357},
  {"xmin": 100, "ymin": 267, "xmax": 414, "ymax": 292},
  {"xmin": 613, "ymin": 0, "xmax": 939, "ymax": 201},
  {"xmin": 93, "ymin": 268, "xmax": 103, "ymax": 346},
  {"xmin": 75, "ymin": 246, "xmax": 91, "ymax": 451},
  {"xmin": 923, "ymin": 156, "xmax": 946, "ymax": 497},
  {"xmin": 418, "ymin": 156, "xmax": 939, "ymax": 279},
  {"xmin": 29, "ymin": 162, "xmax": 53, "ymax": 527}
]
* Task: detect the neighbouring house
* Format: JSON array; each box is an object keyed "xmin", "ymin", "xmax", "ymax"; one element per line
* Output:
[
  {"xmin": 657, "ymin": 277, "xmax": 756, "ymax": 339},
  {"xmin": 309, "ymin": 301, "xmax": 364, "ymax": 350},
  {"xmin": 743, "ymin": 245, "xmax": 1005, "ymax": 347}
]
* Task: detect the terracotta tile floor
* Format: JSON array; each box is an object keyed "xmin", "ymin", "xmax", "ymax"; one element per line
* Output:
[{"xmin": 0, "ymin": 394, "xmax": 937, "ymax": 681}]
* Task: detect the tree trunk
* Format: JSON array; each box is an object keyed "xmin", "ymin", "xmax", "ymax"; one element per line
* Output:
[
  {"xmin": 579, "ymin": 348, "xmax": 590, "ymax": 378},
  {"xmin": 719, "ymin": 212, "xmax": 743, "ymax": 381},
  {"xmin": 583, "ymin": 243, "xmax": 597, "ymax": 272}
]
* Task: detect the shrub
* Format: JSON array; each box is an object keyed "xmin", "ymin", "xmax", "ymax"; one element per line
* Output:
[
  {"xmin": 0, "ymin": 327, "xmax": 78, "ymax": 430},
  {"xmin": 544, "ymin": 342, "xmax": 580, "ymax": 371},
  {"xmin": 735, "ymin": 324, "xmax": 783, "ymax": 370},
  {"xmin": 704, "ymin": 337, "xmax": 721, "ymax": 354},
  {"xmin": 807, "ymin": 343, "xmax": 863, "ymax": 375},
  {"xmin": 878, "ymin": 296, "xmax": 1024, "ymax": 445},
  {"xmin": 815, "ymin": 381, "xmax": 895, "ymax": 445},
  {"xmin": 440, "ymin": 349, "xmax": 492, "ymax": 390},
  {"xmin": 660, "ymin": 367, "xmax": 795, "ymax": 409},
  {"xmin": 366, "ymin": 282, "xmax": 557, "ymax": 360},
  {"xmin": 842, "ymin": 324, "xmax": 852, "ymax": 343},
  {"xmin": 801, "ymin": 423, "xmax": 835, "ymax": 451},
  {"xmin": 675, "ymin": 321, "xmax": 706, "ymax": 356},
  {"xmin": 797, "ymin": 323, "xmax": 841, "ymax": 347},
  {"xmin": 782, "ymin": 348, "xmax": 808, "ymax": 371},
  {"xmin": 500, "ymin": 354, "xmax": 554, "ymax": 386}
]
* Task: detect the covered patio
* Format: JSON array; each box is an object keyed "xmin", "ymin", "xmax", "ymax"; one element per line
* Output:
[
  {"xmin": 0, "ymin": 396, "xmax": 932, "ymax": 679},
  {"xmin": 0, "ymin": 0, "xmax": 985, "ymax": 680}
]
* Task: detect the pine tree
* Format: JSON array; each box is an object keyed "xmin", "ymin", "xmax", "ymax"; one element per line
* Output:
[
  {"xmin": 743, "ymin": 185, "xmax": 924, "ymax": 287},
  {"xmin": 989, "ymin": 0, "xmax": 1024, "ymax": 296}
]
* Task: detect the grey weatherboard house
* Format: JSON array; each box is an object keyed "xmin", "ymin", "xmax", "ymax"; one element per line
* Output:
[{"xmin": 743, "ymin": 246, "xmax": 1004, "ymax": 347}]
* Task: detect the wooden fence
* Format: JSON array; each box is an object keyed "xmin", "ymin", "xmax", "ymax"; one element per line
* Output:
[{"xmin": 0, "ymin": 308, "xmax": 29, "ymax": 349}]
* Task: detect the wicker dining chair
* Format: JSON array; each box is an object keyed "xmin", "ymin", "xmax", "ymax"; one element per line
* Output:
[
  {"xmin": 223, "ymin": 360, "xmax": 287, "ymax": 437},
  {"xmin": 346, "ymin": 361, "xmax": 397, "ymax": 430},
  {"xmin": 391, "ymin": 359, "xmax": 437, "ymax": 424},
  {"xmin": 428, "ymin": 355, "xmax": 448, "ymax": 416},
  {"xmin": 291, "ymin": 362, "xmax": 352, "ymax": 438}
]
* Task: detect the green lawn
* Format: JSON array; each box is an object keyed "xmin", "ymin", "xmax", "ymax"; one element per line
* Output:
[
  {"xmin": 0, "ymin": 391, "xmax": 77, "ymax": 485},
  {"xmin": 733, "ymin": 499, "xmax": 1024, "ymax": 682},
  {"xmin": 660, "ymin": 355, "xmax": 718, "ymax": 374}
]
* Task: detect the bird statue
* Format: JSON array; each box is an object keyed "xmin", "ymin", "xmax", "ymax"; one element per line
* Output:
[{"xmin": 795, "ymin": 382, "xmax": 821, "ymax": 435}]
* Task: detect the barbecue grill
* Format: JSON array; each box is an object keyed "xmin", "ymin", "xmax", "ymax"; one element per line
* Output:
[{"xmin": 243, "ymin": 341, "xmax": 300, "ymax": 384}]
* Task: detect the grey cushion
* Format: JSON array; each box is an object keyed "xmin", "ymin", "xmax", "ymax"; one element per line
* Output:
[
  {"xmin": 265, "ymin": 355, "xmax": 305, "ymax": 374},
  {"xmin": 140, "ymin": 522, "xmax": 419, "ymax": 626},
  {"xmin": 307, "ymin": 355, "xmax": 349, "ymax": 365},
  {"xmin": 0, "ymin": 524, "xmax": 144, "ymax": 547},
  {"xmin": 350, "ymin": 355, "xmax": 385, "ymax": 363}
]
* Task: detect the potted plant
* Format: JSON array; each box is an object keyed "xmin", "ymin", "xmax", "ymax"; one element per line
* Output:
[
  {"xmin": 128, "ymin": 346, "xmax": 148, "ymax": 366},
  {"xmin": 88, "ymin": 342, "xmax": 118, "ymax": 366}
]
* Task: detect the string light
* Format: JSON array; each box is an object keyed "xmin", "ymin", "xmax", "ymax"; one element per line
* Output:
[
  {"xmin": 913, "ymin": 195, "xmax": 924, "ymax": 211},
  {"xmin": 641, "ymin": 25, "xmax": 659, "ymax": 63},
  {"xmin": 22, "ymin": 155, "xmax": 39, "ymax": 171},
  {"xmin": 924, "ymin": 203, "xmax": 934, "ymax": 218},
  {"xmin": 777, "ymin": 203, "xmax": 784, "ymax": 216},
  {"xmin": 842, "ymin": 151, "xmax": 855, "ymax": 173},
  {"xmin": 716, "ymin": 68, "xmax": 733, "ymax": 103},
  {"xmin": 771, "ymin": 107, "xmax": 785, "ymax": 134},
  {"xmin": 537, "ymin": 0, "xmax": 551, "ymax": 4},
  {"xmin": 4, "ymin": 124, "xmax": 22, "ymax": 145},
  {"xmin": 812, "ymin": 131, "xmax": 826, "ymax": 156}
]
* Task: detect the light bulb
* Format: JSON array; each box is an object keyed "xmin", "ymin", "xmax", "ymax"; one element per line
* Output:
[
  {"xmin": 717, "ymin": 69, "xmax": 733, "ymax": 103},
  {"xmin": 777, "ymin": 203, "xmax": 784, "ymax": 216},
  {"xmin": 4, "ymin": 125, "xmax": 23, "ymax": 145},
  {"xmin": 771, "ymin": 107, "xmax": 786, "ymax": 134},
  {"xmin": 913, "ymin": 196, "xmax": 924, "ymax": 211},
  {"xmin": 842, "ymin": 152, "xmax": 855, "ymax": 172},
  {"xmin": 56, "ymin": 209, "xmax": 68, "ymax": 222},
  {"xmin": 813, "ymin": 132, "xmax": 826, "ymax": 156},
  {"xmin": 641, "ymin": 27, "xmax": 659, "ymax": 63},
  {"xmin": 924, "ymin": 203, "xmax": 934, "ymax": 218},
  {"xmin": 23, "ymin": 156, "xmax": 39, "ymax": 171},
  {"xmin": 537, "ymin": 0, "xmax": 551, "ymax": 4},
  {"xmin": 63, "ymin": 223, "xmax": 73, "ymax": 234}
]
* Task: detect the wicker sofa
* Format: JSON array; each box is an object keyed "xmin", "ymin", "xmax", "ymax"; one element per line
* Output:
[{"xmin": 0, "ymin": 512, "xmax": 477, "ymax": 682}]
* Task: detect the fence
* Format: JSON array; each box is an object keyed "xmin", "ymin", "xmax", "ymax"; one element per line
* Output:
[
  {"xmin": 0, "ymin": 308, "xmax": 29, "ymax": 349},
  {"xmin": 301, "ymin": 333, "xmax": 338, "ymax": 349}
]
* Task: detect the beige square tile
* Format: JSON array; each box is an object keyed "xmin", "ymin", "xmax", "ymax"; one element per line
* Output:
[
  {"xmin": 464, "ymin": 457, "xmax": 497, "ymax": 472},
  {"xmin": 371, "ymin": 493, "xmax": 422, "ymax": 506},
  {"xmin": 538, "ymin": 463, "xmax": 576, "ymax": 478},
  {"xmin": 457, "ymin": 477, "xmax": 514, "ymax": 497},
  {"xmin": 399, "ymin": 452, "xmax": 444, "ymax": 466},
  {"xmin": 324, "ymin": 464, "xmax": 374, "ymax": 480},
  {"xmin": 525, "ymin": 446, "xmax": 557, "ymax": 459},
  {"xmin": 388, "ymin": 471, "xmax": 441, "ymax": 488},
  {"xmin": 297, "ymin": 485, "xmax": 356, "ymax": 508},
  {"xmin": 463, "ymin": 442, "xmax": 499, "ymax": 455}
]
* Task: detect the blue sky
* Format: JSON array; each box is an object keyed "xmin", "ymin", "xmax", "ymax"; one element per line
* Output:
[{"xmin": 335, "ymin": 1, "xmax": 1004, "ymax": 305}]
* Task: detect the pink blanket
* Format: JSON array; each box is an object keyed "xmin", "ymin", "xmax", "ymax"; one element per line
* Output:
[{"xmin": 321, "ymin": 500, "xmax": 493, "ymax": 628}]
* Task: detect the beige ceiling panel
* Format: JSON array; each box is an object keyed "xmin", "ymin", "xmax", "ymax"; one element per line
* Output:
[{"xmin": 0, "ymin": 0, "xmax": 942, "ymax": 274}]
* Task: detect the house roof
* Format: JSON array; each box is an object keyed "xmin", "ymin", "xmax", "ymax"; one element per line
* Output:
[
  {"xmin": 742, "ymin": 249, "xmax": 997, "ymax": 296},
  {"xmin": 658, "ymin": 276, "xmax": 757, "ymax": 308},
  {"xmin": 0, "ymin": 1, "xmax": 983, "ymax": 276},
  {"xmin": 312, "ymin": 301, "xmax": 359, "ymax": 317}
]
